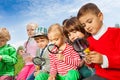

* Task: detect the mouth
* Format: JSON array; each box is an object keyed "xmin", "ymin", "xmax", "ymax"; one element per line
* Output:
[{"xmin": 87, "ymin": 28, "xmax": 92, "ymax": 33}]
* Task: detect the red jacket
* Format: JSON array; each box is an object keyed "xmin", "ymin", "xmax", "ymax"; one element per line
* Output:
[{"xmin": 87, "ymin": 27, "xmax": 120, "ymax": 80}]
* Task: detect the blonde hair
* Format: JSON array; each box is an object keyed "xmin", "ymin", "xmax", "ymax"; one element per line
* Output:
[
  {"xmin": 48, "ymin": 23, "xmax": 64, "ymax": 37},
  {"xmin": 0, "ymin": 28, "xmax": 10, "ymax": 41},
  {"xmin": 26, "ymin": 23, "xmax": 38, "ymax": 29}
]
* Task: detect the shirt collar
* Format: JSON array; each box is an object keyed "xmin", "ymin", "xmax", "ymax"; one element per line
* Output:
[{"xmin": 93, "ymin": 25, "xmax": 107, "ymax": 40}]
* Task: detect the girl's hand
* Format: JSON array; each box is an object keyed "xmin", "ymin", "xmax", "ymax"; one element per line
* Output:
[{"xmin": 34, "ymin": 70, "xmax": 40, "ymax": 77}]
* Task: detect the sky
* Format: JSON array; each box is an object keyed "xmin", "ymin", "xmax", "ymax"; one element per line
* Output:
[{"xmin": 0, "ymin": 0, "xmax": 120, "ymax": 48}]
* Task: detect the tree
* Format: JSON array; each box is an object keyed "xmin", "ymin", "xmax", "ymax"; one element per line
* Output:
[{"xmin": 115, "ymin": 23, "xmax": 120, "ymax": 28}]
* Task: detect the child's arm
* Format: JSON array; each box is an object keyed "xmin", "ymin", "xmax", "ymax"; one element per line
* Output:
[
  {"xmin": 49, "ymin": 54, "xmax": 57, "ymax": 79},
  {"xmin": 1, "ymin": 46, "xmax": 17, "ymax": 65},
  {"xmin": 63, "ymin": 48, "xmax": 81, "ymax": 66},
  {"xmin": 85, "ymin": 51, "xmax": 109, "ymax": 68}
]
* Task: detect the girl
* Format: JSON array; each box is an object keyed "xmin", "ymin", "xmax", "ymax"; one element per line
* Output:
[
  {"xmin": 48, "ymin": 23, "xmax": 81, "ymax": 80},
  {"xmin": 63, "ymin": 17, "xmax": 93, "ymax": 79},
  {"xmin": 17, "ymin": 23, "xmax": 39, "ymax": 80}
]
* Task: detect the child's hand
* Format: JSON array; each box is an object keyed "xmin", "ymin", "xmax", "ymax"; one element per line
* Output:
[
  {"xmin": 85, "ymin": 51, "xmax": 103, "ymax": 64},
  {"xmin": 48, "ymin": 75, "xmax": 56, "ymax": 80},
  {"xmin": 24, "ymin": 56, "xmax": 33, "ymax": 62},
  {"xmin": 56, "ymin": 53, "xmax": 64, "ymax": 61},
  {"xmin": 0, "ymin": 55, "xmax": 2, "ymax": 61},
  {"xmin": 18, "ymin": 50, "xmax": 25, "ymax": 56},
  {"xmin": 84, "ymin": 54, "xmax": 92, "ymax": 64},
  {"xmin": 35, "ymin": 65, "xmax": 41, "ymax": 71},
  {"xmin": 34, "ymin": 70, "xmax": 40, "ymax": 77}
]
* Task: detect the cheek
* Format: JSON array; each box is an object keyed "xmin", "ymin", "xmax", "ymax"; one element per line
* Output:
[
  {"xmin": 84, "ymin": 27, "xmax": 88, "ymax": 32},
  {"xmin": 78, "ymin": 34, "xmax": 85, "ymax": 38}
]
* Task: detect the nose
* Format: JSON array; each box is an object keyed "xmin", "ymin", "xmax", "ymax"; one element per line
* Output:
[
  {"xmin": 70, "ymin": 34, "xmax": 76, "ymax": 42},
  {"xmin": 85, "ymin": 25, "xmax": 91, "ymax": 32}
]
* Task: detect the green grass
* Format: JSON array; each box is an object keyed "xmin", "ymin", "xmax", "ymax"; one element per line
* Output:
[{"xmin": 14, "ymin": 54, "xmax": 24, "ymax": 76}]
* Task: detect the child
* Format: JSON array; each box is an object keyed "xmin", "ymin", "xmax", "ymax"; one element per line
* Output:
[
  {"xmin": 15, "ymin": 46, "xmax": 24, "ymax": 76},
  {"xmin": 48, "ymin": 23, "xmax": 81, "ymax": 80},
  {"xmin": 17, "ymin": 23, "xmax": 39, "ymax": 80},
  {"xmin": 77, "ymin": 3, "xmax": 120, "ymax": 80},
  {"xmin": 27, "ymin": 27, "xmax": 50, "ymax": 80},
  {"xmin": 63, "ymin": 17, "xmax": 94, "ymax": 79},
  {"xmin": 0, "ymin": 28, "xmax": 17, "ymax": 80}
]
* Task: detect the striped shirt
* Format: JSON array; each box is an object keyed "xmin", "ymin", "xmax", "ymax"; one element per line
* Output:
[{"xmin": 49, "ymin": 43, "xmax": 81, "ymax": 75}]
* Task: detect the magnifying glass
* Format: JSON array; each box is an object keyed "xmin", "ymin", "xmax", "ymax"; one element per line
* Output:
[
  {"xmin": 32, "ymin": 57, "xmax": 46, "ymax": 66},
  {"xmin": 72, "ymin": 38, "xmax": 90, "ymax": 57},
  {"xmin": 47, "ymin": 43, "xmax": 59, "ymax": 54}
]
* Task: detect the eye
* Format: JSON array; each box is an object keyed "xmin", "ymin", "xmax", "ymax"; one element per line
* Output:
[
  {"xmin": 81, "ymin": 23, "xmax": 86, "ymax": 28},
  {"xmin": 55, "ymin": 38, "xmax": 58, "ymax": 41},
  {"xmin": 73, "ymin": 30, "xmax": 77, "ymax": 33},
  {"xmin": 87, "ymin": 19, "xmax": 92, "ymax": 23},
  {"xmin": 68, "ymin": 34, "xmax": 70, "ymax": 37}
]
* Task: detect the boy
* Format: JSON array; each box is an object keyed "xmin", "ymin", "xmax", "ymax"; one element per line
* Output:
[
  {"xmin": 0, "ymin": 28, "xmax": 17, "ymax": 80},
  {"xmin": 77, "ymin": 3, "xmax": 120, "ymax": 80},
  {"xmin": 27, "ymin": 27, "xmax": 50, "ymax": 80},
  {"xmin": 48, "ymin": 23, "xmax": 81, "ymax": 80}
]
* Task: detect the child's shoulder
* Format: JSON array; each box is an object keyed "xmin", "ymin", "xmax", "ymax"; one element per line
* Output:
[
  {"xmin": 6, "ymin": 44, "xmax": 16, "ymax": 51},
  {"xmin": 106, "ymin": 27, "xmax": 120, "ymax": 38},
  {"xmin": 108, "ymin": 27, "xmax": 120, "ymax": 31},
  {"xmin": 65, "ymin": 42, "xmax": 74, "ymax": 50}
]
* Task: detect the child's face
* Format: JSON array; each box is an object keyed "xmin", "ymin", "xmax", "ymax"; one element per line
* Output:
[
  {"xmin": 68, "ymin": 30, "xmax": 85, "ymax": 42},
  {"xmin": 48, "ymin": 32, "xmax": 64, "ymax": 47},
  {"xmin": 79, "ymin": 13, "xmax": 103, "ymax": 35},
  {"xmin": 35, "ymin": 37, "xmax": 48, "ymax": 49},
  {"xmin": 27, "ymin": 26, "xmax": 36, "ymax": 37},
  {"xmin": 0, "ymin": 39, "xmax": 7, "ymax": 47}
]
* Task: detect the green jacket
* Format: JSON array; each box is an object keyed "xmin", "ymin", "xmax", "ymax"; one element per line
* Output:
[{"xmin": 0, "ymin": 44, "xmax": 17, "ymax": 76}]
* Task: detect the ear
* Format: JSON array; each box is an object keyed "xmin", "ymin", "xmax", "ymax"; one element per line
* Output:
[{"xmin": 98, "ymin": 12, "xmax": 103, "ymax": 21}]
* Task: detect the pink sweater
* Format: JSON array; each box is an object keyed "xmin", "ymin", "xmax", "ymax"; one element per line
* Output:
[{"xmin": 23, "ymin": 38, "xmax": 38, "ymax": 65}]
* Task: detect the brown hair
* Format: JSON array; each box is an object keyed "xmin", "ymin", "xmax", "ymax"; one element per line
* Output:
[
  {"xmin": 63, "ymin": 17, "xmax": 86, "ymax": 39},
  {"xmin": 0, "ymin": 28, "xmax": 10, "ymax": 41},
  {"xmin": 34, "ymin": 35, "xmax": 48, "ymax": 40},
  {"xmin": 77, "ymin": 3, "xmax": 101, "ymax": 19}
]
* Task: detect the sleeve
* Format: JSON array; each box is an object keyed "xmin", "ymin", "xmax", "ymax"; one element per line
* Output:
[
  {"xmin": 106, "ymin": 28, "xmax": 120, "ymax": 69},
  {"xmin": 2, "ymin": 46, "xmax": 17, "ymax": 65},
  {"xmin": 101, "ymin": 55, "xmax": 108, "ymax": 68},
  {"xmin": 64, "ymin": 48, "xmax": 81, "ymax": 67},
  {"xmin": 107, "ymin": 49, "xmax": 120, "ymax": 69},
  {"xmin": 49, "ymin": 54, "xmax": 57, "ymax": 76}
]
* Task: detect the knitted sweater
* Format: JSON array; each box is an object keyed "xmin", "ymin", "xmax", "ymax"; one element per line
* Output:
[
  {"xmin": 87, "ymin": 27, "xmax": 120, "ymax": 80},
  {"xmin": 49, "ymin": 43, "xmax": 81, "ymax": 75}
]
